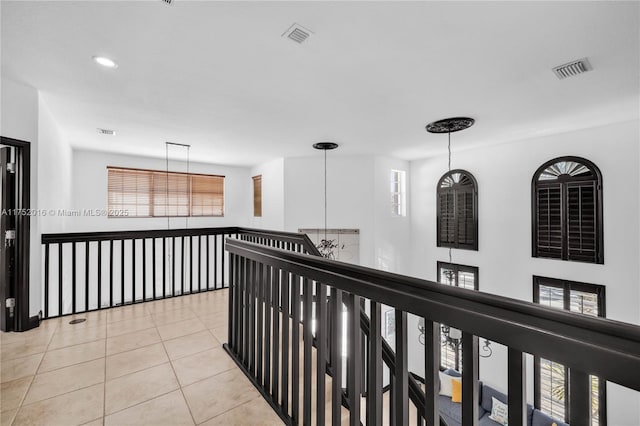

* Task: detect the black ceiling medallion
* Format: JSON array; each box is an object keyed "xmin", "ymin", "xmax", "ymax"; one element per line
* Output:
[
  {"xmin": 312, "ymin": 142, "xmax": 339, "ymax": 150},
  {"xmin": 426, "ymin": 117, "xmax": 475, "ymax": 134}
]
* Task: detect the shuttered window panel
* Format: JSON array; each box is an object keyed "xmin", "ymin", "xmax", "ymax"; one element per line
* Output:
[
  {"xmin": 534, "ymin": 276, "xmax": 606, "ymax": 425},
  {"xmin": 107, "ymin": 167, "xmax": 224, "ymax": 217},
  {"xmin": 253, "ymin": 175, "xmax": 262, "ymax": 217},
  {"xmin": 436, "ymin": 170, "xmax": 478, "ymax": 250},
  {"xmin": 536, "ymin": 184, "xmax": 563, "ymax": 259},
  {"xmin": 532, "ymin": 157, "xmax": 603, "ymax": 264},
  {"xmin": 566, "ymin": 181, "xmax": 597, "ymax": 262}
]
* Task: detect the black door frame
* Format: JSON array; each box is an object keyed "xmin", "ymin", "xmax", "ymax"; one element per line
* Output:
[{"xmin": 1, "ymin": 136, "xmax": 37, "ymax": 331}]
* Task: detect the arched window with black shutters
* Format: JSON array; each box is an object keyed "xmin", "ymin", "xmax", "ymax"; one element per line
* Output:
[
  {"xmin": 436, "ymin": 170, "xmax": 478, "ymax": 250},
  {"xmin": 532, "ymin": 156, "xmax": 603, "ymax": 264}
]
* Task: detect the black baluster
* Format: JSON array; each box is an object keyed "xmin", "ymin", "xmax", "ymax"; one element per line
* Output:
[
  {"xmin": 367, "ymin": 301, "xmax": 383, "ymax": 426},
  {"xmin": 97, "ymin": 241, "xmax": 102, "ymax": 310},
  {"xmin": 316, "ymin": 281, "xmax": 328, "ymax": 426},
  {"xmin": 120, "ymin": 239, "xmax": 125, "ymax": 305},
  {"xmin": 272, "ymin": 267, "xmax": 280, "ymax": 404},
  {"xmin": 569, "ymin": 369, "xmax": 590, "ymax": 426},
  {"xmin": 59, "ymin": 243, "xmax": 63, "ymax": 315},
  {"xmin": 264, "ymin": 265, "xmax": 272, "ymax": 392},
  {"xmin": 508, "ymin": 348, "xmax": 527, "ymax": 426},
  {"xmin": 44, "ymin": 243, "xmax": 50, "ymax": 318},
  {"xmin": 281, "ymin": 270, "xmax": 290, "ymax": 415},
  {"xmin": 132, "ymin": 239, "xmax": 136, "ymax": 303},
  {"xmin": 142, "ymin": 238, "xmax": 147, "ymax": 301},
  {"xmin": 109, "ymin": 240, "xmax": 113, "ymax": 307},
  {"xmin": 425, "ymin": 319, "xmax": 440, "ymax": 426},
  {"xmin": 347, "ymin": 294, "xmax": 362, "ymax": 426},
  {"xmin": 72, "ymin": 242, "xmax": 77, "ymax": 313},
  {"xmin": 84, "ymin": 242, "xmax": 90, "ymax": 311},
  {"xmin": 214, "ymin": 235, "xmax": 218, "ymax": 289},
  {"xmin": 461, "ymin": 332, "xmax": 479, "ymax": 426},
  {"xmin": 394, "ymin": 309, "xmax": 408, "ymax": 426},
  {"xmin": 331, "ymin": 289, "xmax": 343, "ymax": 426},
  {"xmin": 302, "ymin": 278, "xmax": 312, "ymax": 426}
]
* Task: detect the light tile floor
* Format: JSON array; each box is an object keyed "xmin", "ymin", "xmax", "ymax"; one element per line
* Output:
[{"xmin": 0, "ymin": 289, "xmax": 284, "ymax": 426}]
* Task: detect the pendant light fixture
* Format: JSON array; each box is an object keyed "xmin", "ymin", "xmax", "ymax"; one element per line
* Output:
[
  {"xmin": 426, "ymin": 117, "xmax": 474, "ymax": 266},
  {"xmin": 312, "ymin": 142, "xmax": 339, "ymax": 258}
]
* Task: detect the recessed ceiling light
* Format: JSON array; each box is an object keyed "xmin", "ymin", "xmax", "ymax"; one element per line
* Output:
[{"xmin": 92, "ymin": 56, "xmax": 118, "ymax": 69}]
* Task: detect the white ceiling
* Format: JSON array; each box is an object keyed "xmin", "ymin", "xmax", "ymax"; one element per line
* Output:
[{"xmin": 2, "ymin": 1, "xmax": 638, "ymax": 166}]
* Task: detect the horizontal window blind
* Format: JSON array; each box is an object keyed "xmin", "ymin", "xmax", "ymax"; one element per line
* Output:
[{"xmin": 107, "ymin": 167, "xmax": 224, "ymax": 217}]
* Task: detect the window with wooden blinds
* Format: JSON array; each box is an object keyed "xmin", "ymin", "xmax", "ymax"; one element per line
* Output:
[
  {"xmin": 436, "ymin": 170, "xmax": 478, "ymax": 250},
  {"xmin": 253, "ymin": 175, "xmax": 262, "ymax": 217},
  {"xmin": 107, "ymin": 167, "xmax": 224, "ymax": 217},
  {"xmin": 532, "ymin": 156, "xmax": 603, "ymax": 264}
]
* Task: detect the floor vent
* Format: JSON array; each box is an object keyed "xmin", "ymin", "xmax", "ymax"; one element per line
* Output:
[
  {"xmin": 552, "ymin": 57, "xmax": 592, "ymax": 79},
  {"xmin": 282, "ymin": 23, "xmax": 313, "ymax": 44}
]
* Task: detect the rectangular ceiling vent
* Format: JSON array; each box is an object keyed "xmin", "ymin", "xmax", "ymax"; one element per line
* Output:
[
  {"xmin": 97, "ymin": 128, "xmax": 116, "ymax": 136},
  {"xmin": 282, "ymin": 23, "xmax": 313, "ymax": 44},
  {"xmin": 552, "ymin": 57, "xmax": 592, "ymax": 80},
  {"xmin": 160, "ymin": 0, "xmax": 173, "ymax": 4}
]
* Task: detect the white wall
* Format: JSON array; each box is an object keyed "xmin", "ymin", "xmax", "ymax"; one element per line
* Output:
[
  {"xmin": 283, "ymin": 155, "xmax": 376, "ymax": 267},
  {"xmin": 373, "ymin": 156, "xmax": 411, "ymax": 274},
  {"xmin": 409, "ymin": 120, "xmax": 640, "ymax": 425},
  {"xmin": 38, "ymin": 95, "xmax": 72, "ymax": 233},
  {"xmin": 248, "ymin": 158, "xmax": 285, "ymax": 231},
  {"xmin": 68, "ymin": 149, "xmax": 251, "ymax": 232},
  {"xmin": 0, "ymin": 78, "xmax": 40, "ymax": 318}
]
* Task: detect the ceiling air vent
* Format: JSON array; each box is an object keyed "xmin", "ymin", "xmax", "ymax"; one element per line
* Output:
[
  {"xmin": 282, "ymin": 23, "xmax": 313, "ymax": 44},
  {"xmin": 97, "ymin": 128, "xmax": 116, "ymax": 136},
  {"xmin": 160, "ymin": 0, "xmax": 172, "ymax": 4},
  {"xmin": 552, "ymin": 57, "xmax": 592, "ymax": 79}
]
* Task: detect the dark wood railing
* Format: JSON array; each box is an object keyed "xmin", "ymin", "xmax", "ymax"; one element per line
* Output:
[
  {"xmin": 40, "ymin": 226, "xmax": 640, "ymax": 425},
  {"xmin": 224, "ymin": 237, "xmax": 640, "ymax": 426},
  {"xmin": 40, "ymin": 227, "xmax": 314, "ymax": 319}
]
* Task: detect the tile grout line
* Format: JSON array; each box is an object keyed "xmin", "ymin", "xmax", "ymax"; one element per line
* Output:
[
  {"xmin": 159, "ymin": 324, "xmax": 199, "ymax": 426},
  {"xmin": 11, "ymin": 320, "xmax": 59, "ymax": 425},
  {"xmin": 102, "ymin": 336, "xmax": 107, "ymax": 426},
  {"xmin": 4, "ymin": 291, "xmax": 231, "ymax": 425},
  {"xmin": 195, "ymin": 395, "xmax": 276, "ymax": 426}
]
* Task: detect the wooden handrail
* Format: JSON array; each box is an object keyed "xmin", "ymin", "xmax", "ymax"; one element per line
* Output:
[{"xmin": 225, "ymin": 238, "xmax": 640, "ymax": 392}]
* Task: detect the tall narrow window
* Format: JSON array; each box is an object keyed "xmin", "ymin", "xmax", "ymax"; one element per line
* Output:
[
  {"xmin": 534, "ymin": 276, "xmax": 606, "ymax": 425},
  {"xmin": 437, "ymin": 170, "xmax": 478, "ymax": 250},
  {"xmin": 437, "ymin": 262, "xmax": 479, "ymax": 371},
  {"xmin": 253, "ymin": 175, "xmax": 262, "ymax": 217},
  {"xmin": 390, "ymin": 169, "xmax": 406, "ymax": 217},
  {"xmin": 532, "ymin": 156, "xmax": 603, "ymax": 264},
  {"xmin": 107, "ymin": 167, "xmax": 224, "ymax": 217}
]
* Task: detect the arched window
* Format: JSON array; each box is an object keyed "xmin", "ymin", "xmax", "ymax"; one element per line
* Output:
[
  {"xmin": 437, "ymin": 170, "xmax": 478, "ymax": 250},
  {"xmin": 532, "ymin": 156, "xmax": 603, "ymax": 264}
]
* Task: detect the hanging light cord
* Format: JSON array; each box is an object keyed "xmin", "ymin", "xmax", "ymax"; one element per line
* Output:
[
  {"xmin": 448, "ymin": 130, "xmax": 452, "ymax": 172},
  {"xmin": 324, "ymin": 148, "xmax": 328, "ymax": 243},
  {"xmin": 166, "ymin": 144, "xmax": 170, "ymax": 230},
  {"xmin": 448, "ymin": 130, "xmax": 452, "ymax": 265},
  {"xmin": 186, "ymin": 146, "xmax": 190, "ymax": 229}
]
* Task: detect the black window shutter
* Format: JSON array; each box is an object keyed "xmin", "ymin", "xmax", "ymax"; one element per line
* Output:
[
  {"xmin": 566, "ymin": 181, "xmax": 597, "ymax": 263},
  {"xmin": 437, "ymin": 170, "xmax": 478, "ymax": 250},
  {"xmin": 438, "ymin": 191, "xmax": 456, "ymax": 246},
  {"xmin": 456, "ymin": 190, "xmax": 476, "ymax": 249},
  {"xmin": 536, "ymin": 184, "xmax": 563, "ymax": 259}
]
